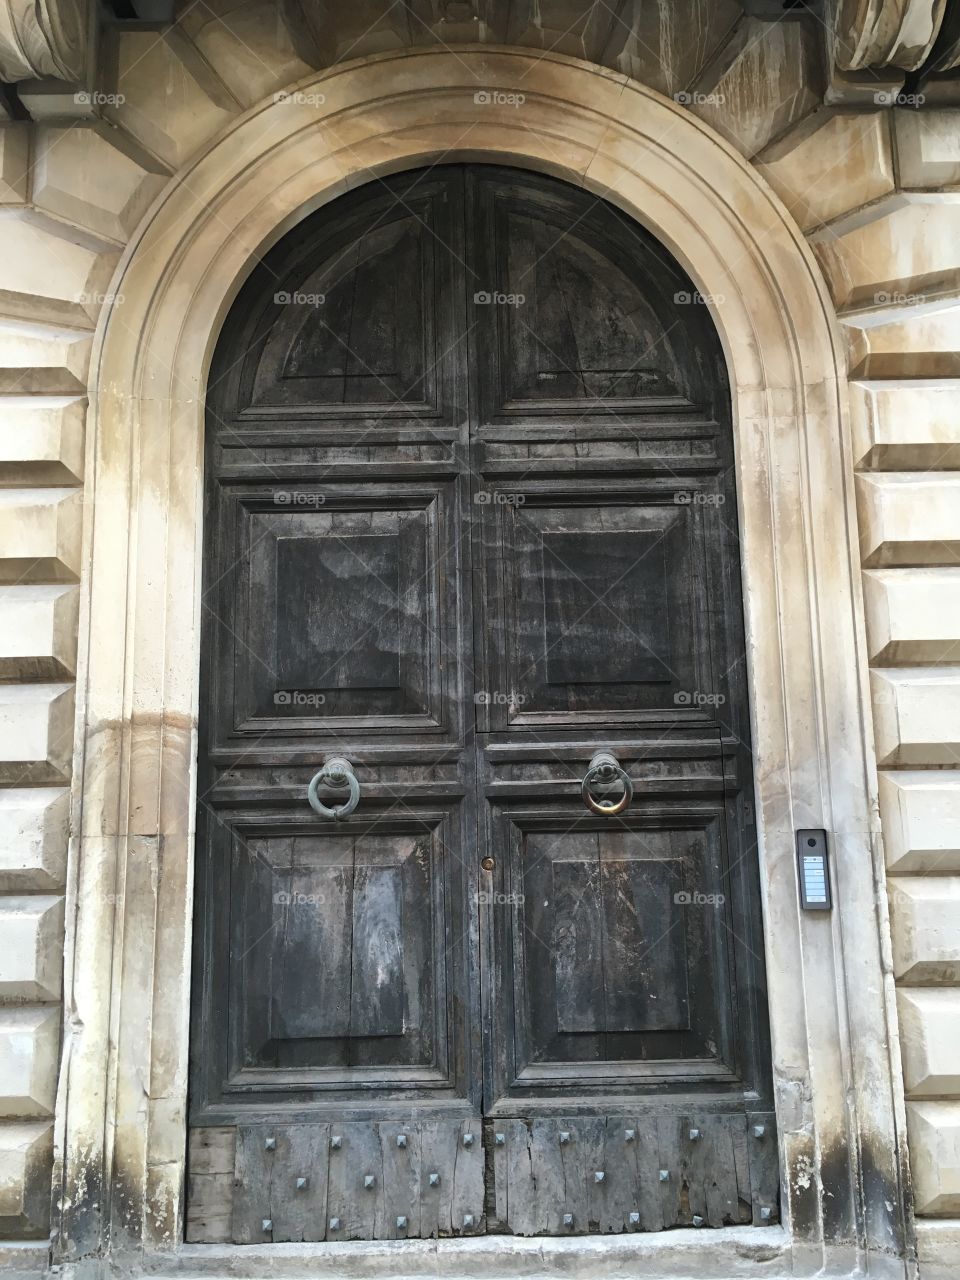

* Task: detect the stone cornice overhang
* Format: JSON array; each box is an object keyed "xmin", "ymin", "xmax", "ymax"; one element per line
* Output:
[{"xmin": 3, "ymin": 0, "xmax": 960, "ymax": 122}]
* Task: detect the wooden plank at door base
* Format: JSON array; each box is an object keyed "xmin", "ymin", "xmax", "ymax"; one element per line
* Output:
[
  {"xmin": 186, "ymin": 1127, "xmax": 235, "ymax": 1243},
  {"xmin": 378, "ymin": 1123, "xmax": 422, "ymax": 1239},
  {"xmin": 326, "ymin": 1122, "xmax": 382, "ymax": 1241},
  {"xmin": 747, "ymin": 1111, "xmax": 780, "ymax": 1226}
]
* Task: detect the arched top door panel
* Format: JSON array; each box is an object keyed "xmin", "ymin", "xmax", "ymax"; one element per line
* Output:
[{"xmin": 214, "ymin": 166, "xmax": 728, "ymax": 425}]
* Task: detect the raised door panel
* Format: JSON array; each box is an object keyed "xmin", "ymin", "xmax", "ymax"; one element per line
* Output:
[
  {"xmin": 209, "ymin": 482, "xmax": 454, "ymax": 743},
  {"xmin": 192, "ymin": 802, "xmax": 475, "ymax": 1121},
  {"xmin": 476, "ymin": 483, "xmax": 727, "ymax": 731},
  {"xmin": 483, "ymin": 805, "xmax": 738, "ymax": 1112}
]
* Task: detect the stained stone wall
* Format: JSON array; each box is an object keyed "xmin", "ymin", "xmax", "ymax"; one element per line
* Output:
[{"xmin": 0, "ymin": 0, "xmax": 958, "ymax": 1271}]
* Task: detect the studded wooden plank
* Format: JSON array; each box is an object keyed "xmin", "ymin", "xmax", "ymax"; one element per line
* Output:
[
  {"xmin": 326, "ymin": 1122, "xmax": 382, "ymax": 1241},
  {"xmin": 747, "ymin": 1112, "xmax": 780, "ymax": 1225},
  {"xmin": 378, "ymin": 1123, "xmax": 422, "ymax": 1239}
]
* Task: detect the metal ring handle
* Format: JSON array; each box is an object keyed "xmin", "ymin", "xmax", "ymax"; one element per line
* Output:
[
  {"xmin": 581, "ymin": 751, "xmax": 633, "ymax": 816},
  {"xmin": 307, "ymin": 757, "xmax": 360, "ymax": 820}
]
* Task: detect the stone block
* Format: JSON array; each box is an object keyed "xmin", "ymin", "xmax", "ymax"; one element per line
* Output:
[
  {"xmin": 0, "ymin": 898, "xmax": 64, "ymax": 1002},
  {"xmin": 907, "ymin": 1101, "xmax": 960, "ymax": 1214},
  {"xmin": 898, "ymin": 989, "xmax": 960, "ymax": 1096},
  {"xmin": 850, "ymin": 380, "xmax": 960, "ymax": 469},
  {"xmin": 0, "ymin": 1008, "xmax": 59, "ymax": 1118},
  {"xmin": 0, "ymin": 210, "xmax": 116, "ymax": 329},
  {"xmin": 0, "ymin": 488, "xmax": 82, "ymax": 583},
  {"xmin": 0, "ymin": 326, "xmax": 89, "ymax": 397},
  {"xmin": 916, "ymin": 1220, "xmax": 960, "ymax": 1280},
  {"xmin": 758, "ymin": 109, "xmax": 893, "ymax": 232},
  {"xmin": 0, "ymin": 684, "xmax": 75, "ymax": 785},
  {"xmin": 180, "ymin": 3, "xmax": 316, "ymax": 109},
  {"xmin": 0, "ymin": 394, "xmax": 85, "ymax": 483},
  {"xmin": 0, "ymin": 789, "xmax": 68, "ymax": 891},
  {"xmin": 0, "ymin": 584, "xmax": 79, "ymax": 680},
  {"xmin": 691, "ymin": 17, "xmax": 821, "ymax": 159},
  {"xmin": 889, "ymin": 877, "xmax": 960, "ymax": 982},
  {"xmin": 871, "ymin": 668, "xmax": 960, "ymax": 765},
  {"xmin": 863, "ymin": 568, "xmax": 960, "ymax": 663},
  {"xmin": 856, "ymin": 473, "xmax": 960, "ymax": 566},
  {"xmin": 32, "ymin": 125, "xmax": 167, "ymax": 243},
  {"xmin": 0, "ymin": 1122, "xmax": 52, "ymax": 1235},
  {"xmin": 880, "ymin": 771, "xmax": 960, "ymax": 873},
  {"xmin": 896, "ymin": 111, "xmax": 960, "ymax": 189},
  {"xmin": 817, "ymin": 202, "xmax": 960, "ymax": 316},
  {"xmin": 0, "ymin": 126, "xmax": 28, "ymax": 204},
  {"xmin": 107, "ymin": 30, "xmax": 237, "ymax": 170}
]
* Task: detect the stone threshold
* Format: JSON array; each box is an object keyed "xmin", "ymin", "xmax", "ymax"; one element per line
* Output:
[
  {"xmin": 3, "ymin": 1227, "xmax": 924, "ymax": 1280},
  {"xmin": 147, "ymin": 1226, "xmax": 791, "ymax": 1279}
]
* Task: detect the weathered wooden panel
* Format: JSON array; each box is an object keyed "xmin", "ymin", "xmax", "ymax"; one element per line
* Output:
[
  {"xmin": 230, "ymin": 824, "xmax": 440, "ymax": 1074},
  {"xmin": 326, "ymin": 1122, "xmax": 382, "ymax": 1240},
  {"xmin": 378, "ymin": 1123, "xmax": 422, "ymax": 1238},
  {"xmin": 493, "ymin": 815, "xmax": 731, "ymax": 1093},
  {"xmin": 250, "ymin": 214, "xmax": 437, "ymax": 410},
  {"xmin": 234, "ymin": 1124, "xmax": 332, "ymax": 1243},
  {"xmin": 224, "ymin": 491, "xmax": 445, "ymax": 732},
  {"xmin": 541, "ymin": 531, "xmax": 671, "ymax": 685},
  {"xmin": 746, "ymin": 1112, "xmax": 780, "ymax": 1225},
  {"xmin": 482, "ymin": 494, "xmax": 709, "ymax": 727}
]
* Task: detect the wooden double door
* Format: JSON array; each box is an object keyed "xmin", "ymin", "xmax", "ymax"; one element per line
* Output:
[{"xmin": 187, "ymin": 166, "xmax": 777, "ymax": 1242}]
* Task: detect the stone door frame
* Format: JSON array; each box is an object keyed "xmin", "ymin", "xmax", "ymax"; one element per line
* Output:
[{"xmin": 54, "ymin": 47, "xmax": 912, "ymax": 1277}]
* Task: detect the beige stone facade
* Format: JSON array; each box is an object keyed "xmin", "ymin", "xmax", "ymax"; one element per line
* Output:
[{"xmin": 0, "ymin": 2, "xmax": 959, "ymax": 1277}]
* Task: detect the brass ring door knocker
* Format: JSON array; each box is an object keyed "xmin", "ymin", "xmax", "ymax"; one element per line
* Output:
[
  {"xmin": 581, "ymin": 750, "xmax": 633, "ymax": 816},
  {"xmin": 307, "ymin": 756, "xmax": 360, "ymax": 820}
]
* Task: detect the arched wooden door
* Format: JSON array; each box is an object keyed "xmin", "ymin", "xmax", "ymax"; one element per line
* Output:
[{"xmin": 187, "ymin": 165, "xmax": 778, "ymax": 1242}]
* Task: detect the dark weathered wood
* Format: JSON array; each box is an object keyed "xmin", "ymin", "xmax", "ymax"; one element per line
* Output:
[
  {"xmin": 747, "ymin": 1111, "xmax": 781, "ymax": 1225},
  {"xmin": 185, "ymin": 1128, "xmax": 235, "ymax": 1243},
  {"xmin": 325, "ymin": 1122, "xmax": 382, "ymax": 1241},
  {"xmin": 634, "ymin": 1115, "xmax": 666, "ymax": 1232},
  {"xmin": 551, "ymin": 850, "xmax": 604, "ymax": 1035},
  {"xmin": 449, "ymin": 1120, "xmax": 486, "ymax": 1235},
  {"xmin": 233, "ymin": 1124, "xmax": 332, "ymax": 1243},
  {"xmin": 378, "ymin": 1124, "xmax": 421, "ymax": 1239},
  {"xmin": 190, "ymin": 164, "xmax": 776, "ymax": 1241},
  {"xmin": 599, "ymin": 845, "xmax": 689, "ymax": 1033}
]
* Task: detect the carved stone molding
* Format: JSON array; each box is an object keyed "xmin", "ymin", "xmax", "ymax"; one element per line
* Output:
[{"xmin": 0, "ymin": 0, "xmax": 89, "ymax": 82}]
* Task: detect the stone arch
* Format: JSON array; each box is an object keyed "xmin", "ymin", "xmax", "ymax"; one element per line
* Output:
[{"xmin": 57, "ymin": 48, "xmax": 908, "ymax": 1272}]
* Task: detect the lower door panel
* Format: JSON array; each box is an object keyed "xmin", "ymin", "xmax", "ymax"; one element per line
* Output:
[{"xmin": 187, "ymin": 1110, "xmax": 777, "ymax": 1240}]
